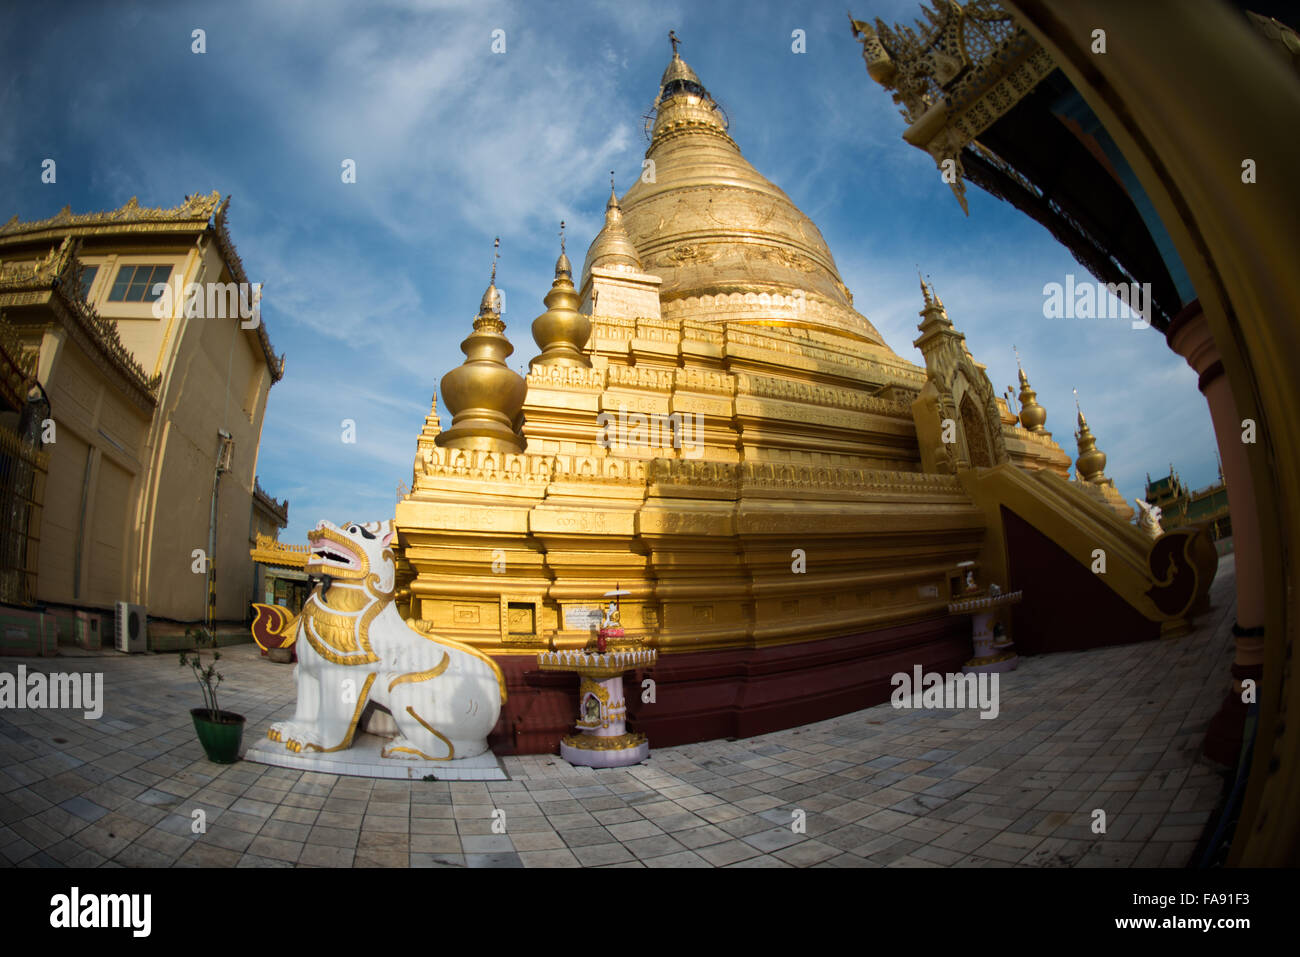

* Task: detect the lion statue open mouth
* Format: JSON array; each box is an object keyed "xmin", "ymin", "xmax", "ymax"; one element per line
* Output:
[{"xmin": 252, "ymin": 519, "xmax": 505, "ymax": 761}]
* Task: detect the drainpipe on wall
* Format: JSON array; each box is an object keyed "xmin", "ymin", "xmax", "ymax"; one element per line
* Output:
[{"xmin": 205, "ymin": 429, "xmax": 233, "ymax": 635}]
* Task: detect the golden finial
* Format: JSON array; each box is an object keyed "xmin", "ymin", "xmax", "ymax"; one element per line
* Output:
[
  {"xmin": 918, "ymin": 268, "xmax": 932, "ymax": 306},
  {"xmin": 1073, "ymin": 388, "xmax": 1107, "ymax": 483},
  {"xmin": 669, "ymin": 30, "xmax": 681, "ymax": 55},
  {"xmin": 555, "ymin": 221, "xmax": 572, "ymax": 280},
  {"xmin": 442, "ymin": 235, "xmax": 525, "ymax": 452},
  {"xmin": 1016, "ymin": 351, "xmax": 1046, "ymax": 431},
  {"xmin": 533, "ymin": 217, "xmax": 589, "ymax": 368},
  {"xmin": 479, "ymin": 237, "xmax": 503, "ymax": 318}
]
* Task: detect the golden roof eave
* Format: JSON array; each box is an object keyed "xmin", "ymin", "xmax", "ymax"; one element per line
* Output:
[
  {"xmin": 250, "ymin": 533, "xmax": 309, "ymax": 569},
  {"xmin": 0, "ymin": 191, "xmax": 223, "ymax": 244}
]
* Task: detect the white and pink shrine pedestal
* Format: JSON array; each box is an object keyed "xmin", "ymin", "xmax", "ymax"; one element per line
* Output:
[
  {"xmin": 537, "ymin": 642, "xmax": 657, "ymax": 768},
  {"xmin": 948, "ymin": 563, "xmax": 1023, "ymax": 674},
  {"xmin": 948, "ymin": 589, "xmax": 1023, "ymax": 673}
]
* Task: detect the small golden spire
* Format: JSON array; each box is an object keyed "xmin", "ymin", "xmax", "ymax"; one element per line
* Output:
[
  {"xmin": 669, "ymin": 30, "xmax": 680, "ymax": 55},
  {"xmin": 556, "ymin": 221, "xmax": 571, "ymax": 279},
  {"xmin": 479, "ymin": 237, "xmax": 502, "ymax": 319},
  {"xmin": 533, "ymin": 221, "xmax": 591, "ymax": 368},
  {"xmin": 1015, "ymin": 348, "xmax": 1047, "ymax": 433},
  {"xmin": 582, "ymin": 179, "xmax": 643, "ymax": 283},
  {"xmin": 439, "ymin": 238, "xmax": 526, "ymax": 452},
  {"xmin": 1073, "ymin": 388, "xmax": 1108, "ymax": 483}
]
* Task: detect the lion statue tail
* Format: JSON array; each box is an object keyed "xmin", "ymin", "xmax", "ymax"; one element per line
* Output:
[{"xmin": 251, "ymin": 603, "xmax": 299, "ymax": 652}]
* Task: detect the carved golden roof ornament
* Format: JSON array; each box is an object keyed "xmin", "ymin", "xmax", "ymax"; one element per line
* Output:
[
  {"xmin": 437, "ymin": 238, "xmax": 526, "ymax": 452},
  {"xmin": 1014, "ymin": 346, "xmax": 1047, "ymax": 433},
  {"xmin": 249, "ymin": 533, "xmax": 308, "ymax": 569},
  {"xmin": 0, "ymin": 190, "xmax": 222, "ymax": 237},
  {"xmin": 850, "ymin": 2, "xmax": 1056, "ymax": 214},
  {"xmin": 917, "ymin": 272, "xmax": 951, "ymax": 328},
  {"xmin": 532, "ymin": 223, "xmax": 592, "ymax": 369}
]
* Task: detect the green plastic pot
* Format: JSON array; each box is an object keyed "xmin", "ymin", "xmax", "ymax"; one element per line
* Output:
[{"xmin": 191, "ymin": 709, "xmax": 246, "ymax": 764}]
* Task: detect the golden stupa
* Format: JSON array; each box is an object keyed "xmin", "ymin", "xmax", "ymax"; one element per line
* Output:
[{"xmin": 394, "ymin": 40, "xmax": 1202, "ymax": 753}]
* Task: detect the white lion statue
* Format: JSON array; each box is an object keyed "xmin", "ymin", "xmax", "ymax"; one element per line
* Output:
[{"xmin": 252, "ymin": 519, "xmax": 505, "ymax": 761}]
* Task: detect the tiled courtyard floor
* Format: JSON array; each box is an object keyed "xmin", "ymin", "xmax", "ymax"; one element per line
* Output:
[{"xmin": 0, "ymin": 558, "xmax": 1237, "ymax": 868}]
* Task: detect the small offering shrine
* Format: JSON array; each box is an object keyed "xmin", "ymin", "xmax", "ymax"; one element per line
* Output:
[
  {"xmin": 537, "ymin": 589, "xmax": 656, "ymax": 768},
  {"xmin": 948, "ymin": 561, "xmax": 1023, "ymax": 673}
]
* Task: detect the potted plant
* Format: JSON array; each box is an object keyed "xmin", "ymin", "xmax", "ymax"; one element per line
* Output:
[{"xmin": 180, "ymin": 625, "xmax": 245, "ymax": 763}]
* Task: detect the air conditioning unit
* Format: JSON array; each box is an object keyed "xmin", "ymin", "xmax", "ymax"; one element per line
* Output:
[{"xmin": 114, "ymin": 602, "xmax": 147, "ymax": 653}]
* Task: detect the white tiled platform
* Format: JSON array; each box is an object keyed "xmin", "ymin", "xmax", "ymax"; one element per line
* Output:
[
  {"xmin": 246, "ymin": 734, "xmax": 507, "ymax": 781},
  {"xmin": 0, "ymin": 555, "xmax": 1239, "ymax": 867}
]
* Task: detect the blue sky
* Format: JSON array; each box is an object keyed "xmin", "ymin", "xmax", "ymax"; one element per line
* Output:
[{"xmin": 0, "ymin": 0, "xmax": 1221, "ymax": 543}]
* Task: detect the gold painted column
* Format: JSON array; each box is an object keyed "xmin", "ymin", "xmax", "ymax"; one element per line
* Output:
[{"xmin": 1166, "ymin": 301, "xmax": 1264, "ymax": 764}]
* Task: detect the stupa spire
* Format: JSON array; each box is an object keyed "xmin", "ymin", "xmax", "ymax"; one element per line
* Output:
[
  {"xmin": 1015, "ymin": 346, "xmax": 1047, "ymax": 433},
  {"xmin": 532, "ymin": 221, "xmax": 591, "ymax": 368},
  {"xmin": 1073, "ymin": 388, "xmax": 1108, "ymax": 483},
  {"xmin": 581, "ymin": 173, "xmax": 644, "ymax": 283},
  {"xmin": 650, "ymin": 31, "xmax": 729, "ymax": 145},
  {"xmin": 477, "ymin": 237, "xmax": 503, "ymax": 324},
  {"xmin": 437, "ymin": 238, "xmax": 526, "ymax": 452}
]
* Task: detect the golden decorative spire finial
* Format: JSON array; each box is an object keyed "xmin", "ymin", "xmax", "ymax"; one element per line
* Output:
[
  {"xmin": 670, "ymin": 30, "xmax": 680, "ymax": 55},
  {"xmin": 583, "ymin": 179, "xmax": 642, "ymax": 283},
  {"xmin": 555, "ymin": 221, "xmax": 572, "ymax": 280},
  {"xmin": 439, "ymin": 238, "xmax": 526, "ymax": 452},
  {"xmin": 918, "ymin": 268, "xmax": 931, "ymax": 306},
  {"xmin": 1016, "ymin": 349, "xmax": 1046, "ymax": 432},
  {"xmin": 1072, "ymin": 388, "xmax": 1108, "ymax": 483},
  {"xmin": 478, "ymin": 237, "xmax": 503, "ymax": 319},
  {"xmin": 533, "ymin": 218, "xmax": 591, "ymax": 369}
]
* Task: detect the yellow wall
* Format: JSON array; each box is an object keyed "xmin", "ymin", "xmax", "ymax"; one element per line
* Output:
[
  {"xmin": 29, "ymin": 231, "xmax": 275, "ymax": 623},
  {"xmin": 33, "ymin": 325, "xmax": 150, "ymax": 609}
]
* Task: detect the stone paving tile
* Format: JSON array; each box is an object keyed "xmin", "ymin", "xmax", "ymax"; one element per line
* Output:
[{"xmin": 0, "ymin": 557, "xmax": 1240, "ymax": 868}]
